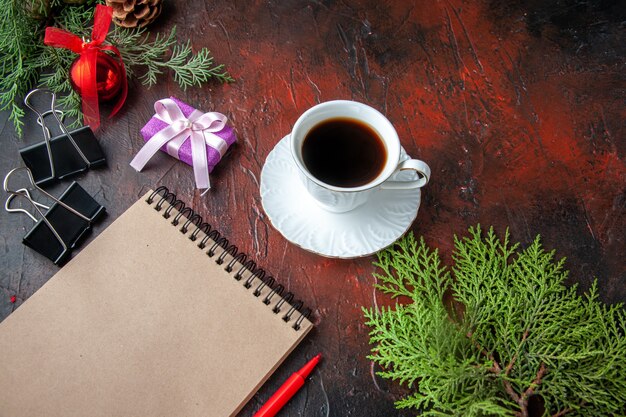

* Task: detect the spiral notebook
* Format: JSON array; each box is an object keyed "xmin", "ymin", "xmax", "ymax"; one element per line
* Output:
[{"xmin": 0, "ymin": 187, "xmax": 313, "ymax": 417}]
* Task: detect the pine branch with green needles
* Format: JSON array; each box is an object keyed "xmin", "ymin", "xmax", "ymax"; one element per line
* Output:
[
  {"xmin": 110, "ymin": 27, "xmax": 234, "ymax": 89},
  {"xmin": 0, "ymin": 0, "xmax": 233, "ymax": 136},
  {"xmin": 363, "ymin": 226, "xmax": 626, "ymax": 417}
]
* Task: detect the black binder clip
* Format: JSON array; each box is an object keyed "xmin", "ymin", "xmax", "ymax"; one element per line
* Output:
[
  {"xmin": 4, "ymin": 167, "xmax": 106, "ymax": 265},
  {"xmin": 19, "ymin": 89, "xmax": 106, "ymax": 187}
]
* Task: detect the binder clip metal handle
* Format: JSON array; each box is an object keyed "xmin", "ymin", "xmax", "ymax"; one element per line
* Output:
[
  {"xmin": 37, "ymin": 109, "xmax": 65, "ymax": 149},
  {"xmin": 20, "ymin": 89, "xmax": 106, "ymax": 187},
  {"xmin": 4, "ymin": 167, "xmax": 106, "ymax": 265},
  {"xmin": 5, "ymin": 188, "xmax": 50, "ymax": 223},
  {"xmin": 4, "ymin": 167, "xmax": 92, "ymax": 222},
  {"xmin": 25, "ymin": 90, "xmax": 91, "ymax": 174}
]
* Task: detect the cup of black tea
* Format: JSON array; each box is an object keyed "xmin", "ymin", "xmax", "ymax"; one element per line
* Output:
[{"xmin": 290, "ymin": 100, "xmax": 430, "ymax": 213}]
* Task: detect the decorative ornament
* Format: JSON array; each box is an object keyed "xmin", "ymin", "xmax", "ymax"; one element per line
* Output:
[
  {"xmin": 70, "ymin": 50, "xmax": 125, "ymax": 102},
  {"xmin": 131, "ymin": 97, "xmax": 237, "ymax": 194},
  {"xmin": 44, "ymin": 4, "xmax": 127, "ymax": 130},
  {"xmin": 1, "ymin": 0, "xmax": 233, "ymax": 137},
  {"xmin": 105, "ymin": 0, "xmax": 162, "ymax": 28}
]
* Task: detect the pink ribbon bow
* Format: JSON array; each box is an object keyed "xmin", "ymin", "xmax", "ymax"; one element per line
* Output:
[{"xmin": 130, "ymin": 98, "xmax": 228, "ymax": 193}]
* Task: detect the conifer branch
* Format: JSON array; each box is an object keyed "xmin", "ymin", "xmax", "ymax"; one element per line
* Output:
[
  {"xmin": 505, "ymin": 329, "xmax": 528, "ymax": 376},
  {"xmin": 551, "ymin": 401, "xmax": 587, "ymax": 417},
  {"xmin": 522, "ymin": 362, "xmax": 547, "ymax": 401},
  {"xmin": 364, "ymin": 226, "xmax": 626, "ymax": 417}
]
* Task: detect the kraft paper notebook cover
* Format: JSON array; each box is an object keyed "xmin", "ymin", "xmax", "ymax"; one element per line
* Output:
[{"xmin": 0, "ymin": 187, "xmax": 313, "ymax": 417}]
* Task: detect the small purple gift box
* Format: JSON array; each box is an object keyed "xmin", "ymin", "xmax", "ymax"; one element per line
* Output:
[
  {"xmin": 131, "ymin": 97, "xmax": 236, "ymax": 192},
  {"xmin": 141, "ymin": 97, "xmax": 237, "ymax": 170}
]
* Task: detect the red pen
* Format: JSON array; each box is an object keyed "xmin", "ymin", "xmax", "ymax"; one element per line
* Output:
[{"xmin": 253, "ymin": 353, "xmax": 322, "ymax": 417}]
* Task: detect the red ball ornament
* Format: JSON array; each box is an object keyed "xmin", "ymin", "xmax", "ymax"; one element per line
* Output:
[{"xmin": 69, "ymin": 50, "xmax": 124, "ymax": 102}]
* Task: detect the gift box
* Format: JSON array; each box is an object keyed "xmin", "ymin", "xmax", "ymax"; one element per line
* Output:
[
  {"xmin": 140, "ymin": 97, "xmax": 237, "ymax": 172},
  {"xmin": 131, "ymin": 97, "xmax": 237, "ymax": 192}
]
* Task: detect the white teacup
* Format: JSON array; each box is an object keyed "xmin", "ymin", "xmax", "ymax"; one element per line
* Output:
[{"xmin": 290, "ymin": 100, "xmax": 431, "ymax": 213}]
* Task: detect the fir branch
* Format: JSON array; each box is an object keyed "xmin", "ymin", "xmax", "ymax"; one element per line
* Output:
[
  {"xmin": 165, "ymin": 42, "xmax": 234, "ymax": 89},
  {"xmin": 111, "ymin": 25, "xmax": 234, "ymax": 88},
  {"xmin": 0, "ymin": 0, "xmax": 47, "ymax": 136},
  {"xmin": 372, "ymin": 232, "xmax": 450, "ymax": 306},
  {"xmin": 110, "ymin": 26, "xmax": 176, "ymax": 85},
  {"xmin": 364, "ymin": 226, "xmax": 626, "ymax": 417}
]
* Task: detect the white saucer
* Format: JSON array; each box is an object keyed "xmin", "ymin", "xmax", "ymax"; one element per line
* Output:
[{"xmin": 260, "ymin": 135, "xmax": 422, "ymax": 258}]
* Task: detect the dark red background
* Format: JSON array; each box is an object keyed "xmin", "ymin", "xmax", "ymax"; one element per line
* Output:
[{"xmin": 1, "ymin": 1, "xmax": 624, "ymax": 415}]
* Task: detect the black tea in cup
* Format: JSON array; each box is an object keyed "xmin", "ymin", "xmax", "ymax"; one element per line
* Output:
[{"xmin": 301, "ymin": 118, "xmax": 387, "ymax": 188}]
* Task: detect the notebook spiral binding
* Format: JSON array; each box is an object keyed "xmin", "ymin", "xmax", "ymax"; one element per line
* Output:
[{"xmin": 146, "ymin": 186, "xmax": 311, "ymax": 331}]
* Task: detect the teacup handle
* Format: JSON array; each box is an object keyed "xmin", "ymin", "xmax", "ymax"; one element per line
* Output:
[{"xmin": 381, "ymin": 159, "xmax": 431, "ymax": 190}]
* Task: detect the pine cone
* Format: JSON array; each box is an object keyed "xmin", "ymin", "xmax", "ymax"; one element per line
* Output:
[
  {"xmin": 105, "ymin": 0, "xmax": 162, "ymax": 28},
  {"xmin": 24, "ymin": 0, "xmax": 51, "ymax": 20}
]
